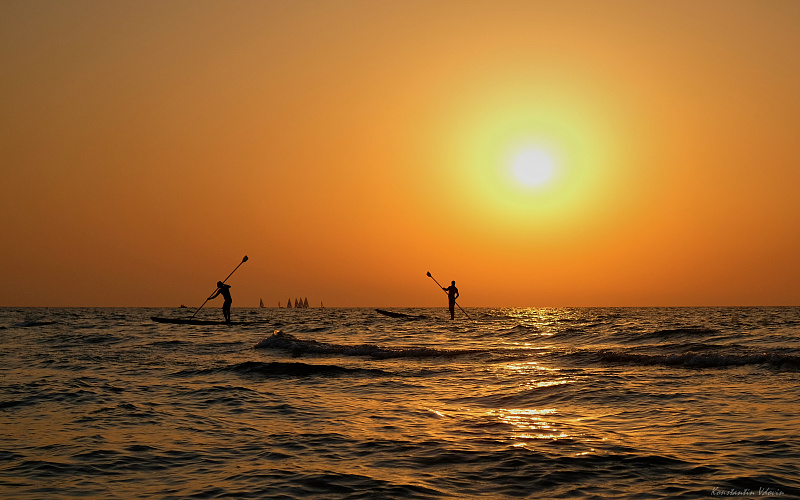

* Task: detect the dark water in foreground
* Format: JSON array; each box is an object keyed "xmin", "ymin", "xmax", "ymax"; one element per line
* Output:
[{"xmin": 1, "ymin": 307, "xmax": 799, "ymax": 499}]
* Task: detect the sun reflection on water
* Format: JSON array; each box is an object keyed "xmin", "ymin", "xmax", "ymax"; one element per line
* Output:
[
  {"xmin": 487, "ymin": 408, "xmax": 572, "ymax": 442},
  {"xmin": 485, "ymin": 358, "xmax": 586, "ymax": 447},
  {"xmin": 499, "ymin": 361, "xmax": 574, "ymax": 391},
  {"xmin": 501, "ymin": 361, "xmax": 560, "ymax": 374}
]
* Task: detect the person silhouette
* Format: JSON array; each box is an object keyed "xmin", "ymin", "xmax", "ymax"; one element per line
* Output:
[
  {"xmin": 208, "ymin": 281, "xmax": 232, "ymax": 322},
  {"xmin": 442, "ymin": 280, "xmax": 459, "ymax": 320}
]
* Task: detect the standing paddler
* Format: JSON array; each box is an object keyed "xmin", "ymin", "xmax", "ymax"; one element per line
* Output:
[
  {"xmin": 186, "ymin": 256, "xmax": 248, "ymax": 323},
  {"xmin": 442, "ymin": 280, "xmax": 459, "ymax": 320},
  {"xmin": 426, "ymin": 271, "xmax": 471, "ymax": 320},
  {"xmin": 208, "ymin": 281, "xmax": 233, "ymax": 323}
]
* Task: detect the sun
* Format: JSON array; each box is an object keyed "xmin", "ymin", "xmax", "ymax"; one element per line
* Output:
[{"xmin": 511, "ymin": 148, "xmax": 555, "ymax": 188}]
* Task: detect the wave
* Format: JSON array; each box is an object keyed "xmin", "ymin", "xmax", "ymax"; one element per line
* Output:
[
  {"xmin": 172, "ymin": 360, "xmax": 387, "ymax": 379},
  {"xmin": 596, "ymin": 349, "xmax": 800, "ymax": 369},
  {"xmin": 230, "ymin": 361, "xmax": 386, "ymax": 378},
  {"xmin": 642, "ymin": 327, "xmax": 720, "ymax": 338},
  {"xmin": 253, "ymin": 331, "xmax": 478, "ymax": 359},
  {"xmin": 496, "ymin": 324, "xmax": 541, "ymax": 334}
]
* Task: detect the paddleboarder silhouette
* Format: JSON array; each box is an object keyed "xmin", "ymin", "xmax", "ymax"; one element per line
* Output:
[
  {"xmin": 442, "ymin": 281, "xmax": 459, "ymax": 320},
  {"xmin": 208, "ymin": 281, "xmax": 232, "ymax": 323}
]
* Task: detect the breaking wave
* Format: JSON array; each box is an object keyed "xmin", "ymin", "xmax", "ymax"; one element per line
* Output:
[{"xmin": 254, "ymin": 331, "xmax": 478, "ymax": 359}]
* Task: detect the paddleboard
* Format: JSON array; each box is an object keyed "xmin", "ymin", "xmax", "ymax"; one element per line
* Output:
[
  {"xmin": 375, "ymin": 309, "xmax": 427, "ymax": 320},
  {"xmin": 13, "ymin": 320, "xmax": 57, "ymax": 327},
  {"xmin": 151, "ymin": 317, "xmax": 252, "ymax": 326}
]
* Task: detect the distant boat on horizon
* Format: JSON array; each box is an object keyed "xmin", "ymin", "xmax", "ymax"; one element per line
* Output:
[
  {"xmin": 259, "ymin": 298, "xmax": 265, "ymax": 308},
  {"xmin": 282, "ymin": 297, "xmax": 319, "ymax": 308}
]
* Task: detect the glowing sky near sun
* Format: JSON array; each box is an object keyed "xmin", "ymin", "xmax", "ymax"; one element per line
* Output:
[{"xmin": 1, "ymin": 0, "xmax": 799, "ymax": 307}]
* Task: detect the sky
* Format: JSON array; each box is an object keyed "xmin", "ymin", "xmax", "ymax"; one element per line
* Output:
[{"xmin": 2, "ymin": 0, "xmax": 799, "ymax": 308}]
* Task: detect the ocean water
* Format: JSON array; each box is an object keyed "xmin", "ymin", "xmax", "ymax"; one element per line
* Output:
[{"xmin": 1, "ymin": 307, "xmax": 799, "ymax": 499}]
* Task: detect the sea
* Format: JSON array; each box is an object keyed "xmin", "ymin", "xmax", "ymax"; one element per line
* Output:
[{"xmin": 1, "ymin": 306, "xmax": 799, "ymax": 499}]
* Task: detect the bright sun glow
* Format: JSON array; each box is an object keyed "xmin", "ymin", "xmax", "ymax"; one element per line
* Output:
[
  {"xmin": 512, "ymin": 149, "xmax": 555, "ymax": 187},
  {"xmin": 435, "ymin": 82, "xmax": 615, "ymax": 236}
]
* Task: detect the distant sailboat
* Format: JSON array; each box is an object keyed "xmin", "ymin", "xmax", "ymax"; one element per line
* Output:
[
  {"xmin": 282, "ymin": 296, "xmax": 316, "ymax": 309},
  {"xmin": 259, "ymin": 298, "xmax": 265, "ymax": 308}
]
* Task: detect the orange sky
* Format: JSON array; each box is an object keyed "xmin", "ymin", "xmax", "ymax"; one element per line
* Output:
[{"xmin": 2, "ymin": 1, "xmax": 799, "ymax": 307}]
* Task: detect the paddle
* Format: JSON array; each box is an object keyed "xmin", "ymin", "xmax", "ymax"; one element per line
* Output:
[
  {"xmin": 190, "ymin": 255, "xmax": 249, "ymax": 319},
  {"xmin": 426, "ymin": 271, "xmax": 471, "ymax": 320}
]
